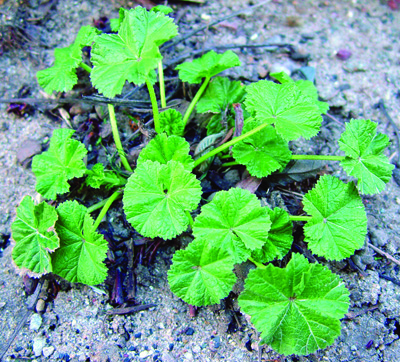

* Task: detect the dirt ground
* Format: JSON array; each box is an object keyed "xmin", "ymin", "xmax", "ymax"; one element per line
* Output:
[{"xmin": 0, "ymin": 0, "xmax": 400, "ymax": 361}]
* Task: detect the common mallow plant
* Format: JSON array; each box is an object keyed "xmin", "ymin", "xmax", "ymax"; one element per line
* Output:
[{"xmin": 11, "ymin": 6, "xmax": 394, "ymax": 357}]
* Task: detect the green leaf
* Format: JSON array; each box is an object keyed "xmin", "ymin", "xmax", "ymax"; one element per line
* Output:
[
  {"xmin": 110, "ymin": 8, "xmax": 127, "ymax": 32},
  {"xmin": 295, "ymin": 80, "xmax": 329, "ymax": 114},
  {"xmin": 303, "ymin": 175, "xmax": 367, "ymax": 260},
  {"xmin": 137, "ymin": 133, "xmax": 194, "ymax": 171},
  {"xmin": 232, "ymin": 119, "xmax": 292, "ymax": 177},
  {"xmin": 91, "ymin": 6, "xmax": 178, "ymax": 97},
  {"xmin": 196, "ymin": 77, "xmax": 245, "ymax": 114},
  {"xmin": 123, "ymin": 161, "xmax": 202, "ymax": 240},
  {"xmin": 193, "ymin": 188, "xmax": 271, "ymax": 263},
  {"xmin": 206, "ymin": 113, "xmax": 232, "ymax": 136},
  {"xmin": 245, "ymin": 80, "xmax": 323, "ymax": 140},
  {"xmin": 159, "ymin": 109, "xmax": 185, "ymax": 136},
  {"xmin": 270, "ymin": 72, "xmax": 329, "ymax": 114},
  {"xmin": 32, "ymin": 129, "xmax": 87, "ymax": 200},
  {"xmin": 338, "ymin": 119, "xmax": 394, "ymax": 195},
  {"xmin": 238, "ymin": 253, "xmax": 349, "ymax": 356},
  {"xmin": 152, "ymin": 5, "xmax": 174, "ymax": 14},
  {"xmin": 168, "ymin": 238, "xmax": 236, "ymax": 306},
  {"xmin": 85, "ymin": 163, "xmax": 126, "ymax": 189},
  {"xmin": 11, "ymin": 196, "xmax": 59, "ymax": 275},
  {"xmin": 270, "ymin": 71, "xmax": 293, "ymax": 84},
  {"xmin": 175, "ymin": 50, "xmax": 241, "ymax": 84},
  {"xmin": 37, "ymin": 26, "xmax": 100, "ymax": 93},
  {"xmin": 52, "ymin": 201, "xmax": 108, "ymax": 285},
  {"xmin": 251, "ymin": 208, "xmax": 293, "ymax": 263}
]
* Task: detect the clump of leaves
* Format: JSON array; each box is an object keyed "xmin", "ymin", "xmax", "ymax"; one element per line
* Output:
[{"xmin": 11, "ymin": 5, "xmax": 395, "ymax": 358}]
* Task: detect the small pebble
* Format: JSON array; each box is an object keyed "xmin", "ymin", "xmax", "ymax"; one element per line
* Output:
[
  {"xmin": 212, "ymin": 336, "xmax": 221, "ymax": 349},
  {"xmin": 185, "ymin": 327, "xmax": 195, "ymax": 335},
  {"xmin": 36, "ymin": 299, "xmax": 46, "ymax": 313},
  {"xmin": 336, "ymin": 49, "xmax": 352, "ymax": 60},
  {"xmin": 192, "ymin": 345, "xmax": 201, "ymax": 353},
  {"xmin": 29, "ymin": 314, "xmax": 42, "ymax": 331},
  {"xmin": 139, "ymin": 350, "xmax": 153, "ymax": 358},
  {"xmin": 168, "ymin": 343, "xmax": 174, "ymax": 352},
  {"xmin": 42, "ymin": 346, "xmax": 55, "ymax": 358},
  {"xmin": 134, "ymin": 332, "xmax": 142, "ymax": 339},
  {"xmin": 32, "ymin": 337, "xmax": 46, "ymax": 357}
]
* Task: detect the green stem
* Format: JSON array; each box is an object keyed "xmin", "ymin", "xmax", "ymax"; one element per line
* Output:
[
  {"xmin": 182, "ymin": 76, "xmax": 211, "ymax": 126},
  {"xmin": 185, "ymin": 210, "xmax": 195, "ymax": 229},
  {"xmin": 92, "ymin": 190, "xmax": 123, "ymax": 231},
  {"xmin": 220, "ymin": 154, "xmax": 232, "ymax": 159},
  {"xmin": 79, "ymin": 62, "xmax": 92, "ymax": 73},
  {"xmin": 221, "ymin": 161, "xmax": 238, "ymax": 167},
  {"xmin": 248, "ymin": 257, "xmax": 266, "ymax": 270},
  {"xmin": 158, "ymin": 61, "xmax": 166, "ymax": 109},
  {"xmin": 193, "ymin": 122, "xmax": 269, "ymax": 168},
  {"xmin": 108, "ymin": 104, "xmax": 133, "ymax": 172},
  {"xmin": 87, "ymin": 199, "xmax": 108, "ymax": 214},
  {"xmin": 289, "ymin": 215, "xmax": 314, "ymax": 222},
  {"xmin": 146, "ymin": 79, "xmax": 161, "ymax": 133},
  {"xmin": 291, "ymin": 155, "xmax": 345, "ymax": 161}
]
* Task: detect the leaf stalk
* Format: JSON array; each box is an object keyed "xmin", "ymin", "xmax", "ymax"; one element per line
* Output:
[
  {"xmin": 291, "ymin": 155, "xmax": 345, "ymax": 161},
  {"xmin": 193, "ymin": 122, "xmax": 269, "ymax": 168},
  {"xmin": 288, "ymin": 215, "xmax": 313, "ymax": 222},
  {"xmin": 182, "ymin": 76, "xmax": 211, "ymax": 127},
  {"xmin": 146, "ymin": 79, "xmax": 161, "ymax": 133},
  {"xmin": 92, "ymin": 190, "xmax": 123, "ymax": 231},
  {"xmin": 79, "ymin": 62, "xmax": 92, "ymax": 73},
  {"xmin": 108, "ymin": 104, "xmax": 133, "ymax": 172},
  {"xmin": 158, "ymin": 61, "xmax": 167, "ymax": 108}
]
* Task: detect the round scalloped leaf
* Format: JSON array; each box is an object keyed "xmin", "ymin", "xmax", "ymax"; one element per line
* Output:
[
  {"xmin": 91, "ymin": 7, "xmax": 178, "ymax": 97},
  {"xmin": 159, "ymin": 109, "xmax": 185, "ymax": 136},
  {"xmin": 123, "ymin": 160, "xmax": 202, "ymax": 240},
  {"xmin": 32, "ymin": 129, "xmax": 87, "ymax": 200},
  {"xmin": 338, "ymin": 118, "xmax": 394, "ymax": 195},
  {"xmin": 175, "ymin": 50, "xmax": 241, "ymax": 84},
  {"xmin": 303, "ymin": 175, "xmax": 367, "ymax": 261},
  {"xmin": 168, "ymin": 238, "xmax": 236, "ymax": 306},
  {"xmin": 11, "ymin": 196, "xmax": 59, "ymax": 276},
  {"xmin": 232, "ymin": 119, "xmax": 292, "ymax": 177},
  {"xmin": 239, "ymin": 253, "xmax": 349, "ymax": 356},
  {"xmin": 52, "ymin": 201, "xmax": 108, "ymax": 285},
  {"xmin": 244, "ymin": 80, "xmax": 322, "ymax": 141},
  {"xmin": 251, "ymin": 208, "xmax": 293, "ymax": 263},
  {"xmin": 137, "ymin": 133, "xmax": 194, "ymax": 171},
  {"xmin": 193, "ymin": 188, "xmax": 271, "ymax": 263},
  {"xmin": 196, "ymin": 76, "xmax": 245, "ymax": 114},
  {"xmin": 37, "ymin": 26, "xmax": 100, "ymax": 94}
]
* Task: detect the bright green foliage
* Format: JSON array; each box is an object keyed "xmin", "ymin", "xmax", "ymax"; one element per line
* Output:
[
  {"xmin": 245, "ymin": 80, "xmax": 322, "ymax": 141},
  {"xmin": 159, "ymin": 109, "xmax": 185, "ymax": 136},
  {"xmin": 196, "ymin": 77, "xmax": 245, "ymax": 114},
  {"xmin": 37, "ymin": 26, "xmax": 100, "ymax": 93},
  {"xmin": 137, "ymin": 133, "xmax": 194, "ymax": 171},
  {"xmin": 295, "ymin": 80, "xmax": 329, "ymax": 114},
  {"xmin": 193, "ymin": 188, "xmax": 271, "ymax": 263},
  {"xmin": 270, "ymin": 71, "xmax": 329, "ymax": 114},
  {"xmin": 239, "ymin": 253, "xmax": 349, "ymax": 356},
  {"xmin": 303, "ymin": 175, "xmax": 367, "ymax": 260},
  {"xmin": 252, "ymin": 208, "xmax": 293, "ymax": 263},
  {"xmin": 32, "ymin": 129, "xmax": 87, "ymax": 200},
  {"xmin": 110, "ymin": 8, "xmax": 127, "ymax": 32},
  {"xmin": 232, "ymin": 119, "xmax": 292, "ymax": 177},
  {"xmin": 52, "ymin": 201, "xmax": 108, "ymax": 285},
  {"xmin": 90, "ymin": 6, "xmax": 178, "ymax": 97},
  {"xmin": 168, "ymin": 238, "xmax": 236, "ymax": 306},
  {"xmin": 338, "ymin": 119, "xmax": 394, "ymax": 195},
  {"xmin": 11, "ymin": 196, "xmax": 59, "ymax": 275},
  {"xmin": 152, "ymin": 5, "xmax": 174, "ymax": 14},
  {"xmin": 175, "ymin": 50, "xmax": 241, "ymax": 84},
  {"xmin": 123, "ymin": 161, "xmax": 202, "ymax": 240},
  {"xmin": 85, "ymin": 163, "xmax": 126, "ymax": 189}
]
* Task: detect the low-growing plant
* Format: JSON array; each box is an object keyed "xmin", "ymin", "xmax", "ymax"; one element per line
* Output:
[{"xmin": 11, "ymin": 5, "xmax": 394, "ymax": 357}]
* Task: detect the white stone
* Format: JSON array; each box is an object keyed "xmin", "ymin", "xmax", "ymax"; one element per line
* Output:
[
  {"xmin": 33, "ymin": 337, "xmax": 46, "ymax": 357},
  {"xmin": 29, "ymin": 314, "xmax": 42, "ymax": 331},
  {"xmin": 42, "ymin": 346, "xmax": 55, "ymax": 358}
]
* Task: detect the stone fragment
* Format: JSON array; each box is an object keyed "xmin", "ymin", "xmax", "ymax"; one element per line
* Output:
[{"xmin": 29, "ymin": 313, "xmax": 42, "ymax": 331}]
